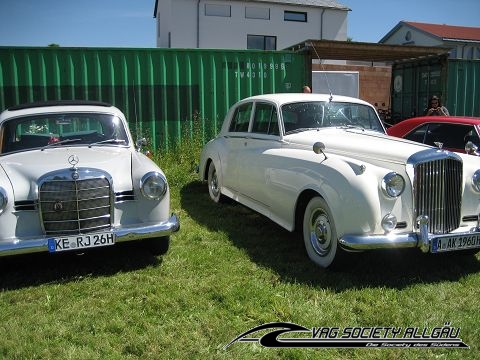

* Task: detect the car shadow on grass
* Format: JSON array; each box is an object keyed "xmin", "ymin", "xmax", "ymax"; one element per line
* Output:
[
  {"xmin": 181, "ymin": 180, "xmax": 480, "ymax": 290},
  {"xmin": 0, "ymin": 242, "xmax": 161, "ymax": 290}
]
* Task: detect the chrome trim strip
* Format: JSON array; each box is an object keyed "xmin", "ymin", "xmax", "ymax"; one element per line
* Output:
[
  {"xmin": 0, "ymin": 214, "xmax": 179, "ymax": 257},
  {"xmin": 339, "ymin": 226, "xmax": 480, "ymax": 252}
]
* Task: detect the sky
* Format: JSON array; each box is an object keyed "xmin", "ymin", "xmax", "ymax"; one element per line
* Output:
[{"xmin": 0, "ymin": 0, "xmax": 478, "ymax": 48}]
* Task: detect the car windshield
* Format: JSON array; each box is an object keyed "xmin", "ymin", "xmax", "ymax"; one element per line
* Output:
[
  {"xmin": 281, "ymin": 101, "xmax": 385, "ymax": 134},
  {"xmin": 0, "ymin": 112, "xmax": 129, "ymax": 154}
]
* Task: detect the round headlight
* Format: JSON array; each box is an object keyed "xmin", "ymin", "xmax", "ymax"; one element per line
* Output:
[
  {"xmin": 381, "ymin": 213, "xmax": 397, "ymax": 232},
  {"xmin": 382, "ymin": 172, "xmax": 405, "ymax": 198},
  {"xmin": 140, "ymin": 172, "xmax": 167, "ymax": 200},
  {"xmin": 472, "ymin": 170, "xmax": 480, "ymax": 193},
  {"xmin": 0, "ymin": 187, "xmax": 8, "ymax": 215}
]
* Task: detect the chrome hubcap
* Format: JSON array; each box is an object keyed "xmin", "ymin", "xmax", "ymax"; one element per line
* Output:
[
  {"xmin": 210, "ymin": 171, "xmax": 219, "ymax": 197},
  {"xmin": 309, "ymin": 210, "xmax": 331, "ymax": 257}
]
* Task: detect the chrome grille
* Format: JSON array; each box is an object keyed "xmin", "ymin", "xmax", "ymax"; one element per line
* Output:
[
  {"xmin": 39, "ymin": 177, "xmax": 111, "ymax": 235},
  {"xmin": 414, "ymin": 157, "xmax": 462, "ymax": 234}
]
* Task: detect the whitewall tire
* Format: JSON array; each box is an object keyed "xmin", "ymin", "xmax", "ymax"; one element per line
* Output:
[
  {"xmin": 207, "ymin": 161, "xmax": 223, "ymax": 203},
  {"xmin": 303, "ymin": 196, "xmax": 343, "ymax": 268}
]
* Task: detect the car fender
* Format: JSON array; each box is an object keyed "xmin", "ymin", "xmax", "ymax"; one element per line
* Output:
[
  {"xmin": 263, "ymin": 148, "xmax": 391, "ymax": 237},
  {"xmin": 199, "ymin": 138, "xmax": 224, "ymax": 181},
  {"xmin": 128, "ymin": 151, "xmax": 171, "ymax": 224}
]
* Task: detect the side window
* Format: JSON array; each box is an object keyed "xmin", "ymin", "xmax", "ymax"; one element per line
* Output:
[
  {"xmin": 251, "ymin": 102, "xmax": 279, "ymax": 135},
  {"xmin": 405, "ymin": 124, "xmax": 428, "ymax": 144},
  {"xmin": 464, "ymin": 128, "xmax": 480, "ymax": 147},
  {"xmin": 424, "ymin": 123, "xmax": 476, "ymax": 149},
  {"xmin": 229, "ymin": 103, "xmax": 252, "ymax": 132}
]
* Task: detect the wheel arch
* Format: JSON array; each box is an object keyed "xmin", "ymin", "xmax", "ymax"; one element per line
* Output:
[
  {"xmin": 294, "ymin": 189, "xmax": 322, "ymax": 233},
  {"xmin": 202, "ymin": 158, "xmax": 213, "ymax": 181}
]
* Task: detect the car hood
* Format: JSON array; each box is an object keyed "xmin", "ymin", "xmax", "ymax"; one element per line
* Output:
[
  {"xmin": 0, "ymin": 147, "xmax": 133, "ymax": 200},
  {"xmin": 285, "ymin": 127, "xmax": 433, "ymax": 165}
]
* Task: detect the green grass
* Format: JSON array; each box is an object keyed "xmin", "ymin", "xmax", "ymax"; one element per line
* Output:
[{"xmin": 0, "ymin": 137, "xmax": 479, "ymax": 359}]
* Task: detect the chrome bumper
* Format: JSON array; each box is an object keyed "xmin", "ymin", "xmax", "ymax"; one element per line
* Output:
[
  {"xmin": 0, "ymin": 214, "xmax": 180, "ymax": 257},
  {"xmin": 340, "ymin": 217, "xmax": 480, "ymax": 253}
]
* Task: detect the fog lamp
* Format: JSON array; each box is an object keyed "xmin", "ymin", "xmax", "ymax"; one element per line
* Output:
[
  {"xmin": 0, "ymin": 187, "xmax": 7, "ymax": 215},
  {"xmin": 381, "ymin": 213, "xmax": 397, "ymax": 233}
]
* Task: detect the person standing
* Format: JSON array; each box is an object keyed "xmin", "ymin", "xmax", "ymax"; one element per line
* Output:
[
  {"xmin": 425, "ymin": 95, "xmax": 449, "ymax": 116},
  {"xmin": 302, "ymin": 85, "xmax": 311, "ymax": 93}
]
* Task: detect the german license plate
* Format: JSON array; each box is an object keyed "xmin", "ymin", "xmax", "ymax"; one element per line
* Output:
[
  {"xmin": 431, "ymin": 234, "xmax": 480, "ymax": 253},
  {"xmin": 48, "ymin": 232, "xmax": 115, "ymax": 253}
]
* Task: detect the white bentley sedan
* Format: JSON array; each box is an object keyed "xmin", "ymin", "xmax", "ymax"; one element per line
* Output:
[
  {"xmin": 0, "ymin": 100, "xmax": 179, "ymax": 257},
  {"xmin": 198, "ymin": 93, "xmax": 480, "ymax": 268}
]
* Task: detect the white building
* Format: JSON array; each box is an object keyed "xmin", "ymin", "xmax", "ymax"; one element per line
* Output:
[
  {"xmin": 379, "ymin": 21, "xmax": 480, "ymax": 60},
  {"xmin": 153, "ymin": 0, "xmax": 350, "ymax": 50}
]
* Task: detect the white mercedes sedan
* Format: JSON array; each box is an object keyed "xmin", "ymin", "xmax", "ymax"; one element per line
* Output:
[
  {"xmin": 0, "ymin": 100, "xmax": 179, "ymax": 257},
  {"xmin": 198, "ymin": 93, "xmax": 480, "ymax": 268}
]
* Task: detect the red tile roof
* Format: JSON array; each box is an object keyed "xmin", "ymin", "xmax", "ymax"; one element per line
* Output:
[{"xmin": 405, "ymin": 21, "xmax": 480, "ymax": 42}]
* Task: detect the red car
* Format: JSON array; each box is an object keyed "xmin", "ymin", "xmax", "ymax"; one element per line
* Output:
[{"xmin": 386, "ymin": 115, "xmax": 480, "ymax": 155}]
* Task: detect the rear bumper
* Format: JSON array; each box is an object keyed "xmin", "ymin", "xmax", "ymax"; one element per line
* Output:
[{"xmin": 0, "ymin": 213, "xmax": 180, "ymax": 257}]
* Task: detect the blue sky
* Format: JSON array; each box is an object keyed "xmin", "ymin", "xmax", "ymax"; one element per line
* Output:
[{"xmin": 0, "ymin": 0, "xmax": 478, "ymax": 47}]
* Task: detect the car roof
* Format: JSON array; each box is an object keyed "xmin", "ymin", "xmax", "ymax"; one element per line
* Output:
[
  {"xmin": 387, "ymin": 115, "xmax": 480, "ymax": 135},
  {"xmin": 239, "ymin": 93, "xmax": 374, "ymax": 107},
  {"xmin": 404, "ymin": 115, "xmax": 480, "ymax": 124},
  {"xmin": 0, "ymin": 100, "xmax": 123, "ymax": 123},
  {"xmin": 7, "ymin": 100, "xmax": 112, "ymax": 111}
]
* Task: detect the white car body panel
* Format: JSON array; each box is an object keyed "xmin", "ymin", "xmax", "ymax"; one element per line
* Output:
[
  {"xmin": 199, "ymin": 93, "xmax": 480, "ymax": 266},
  {"xmin": 0, "ymin": 101, "xmax": 179, "ymax": 256}
]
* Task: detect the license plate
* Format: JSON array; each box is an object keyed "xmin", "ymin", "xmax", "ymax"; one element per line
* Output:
[
  {"xmin": 48, "ymin": 232, "xmax": 116, "ymax": 253},
  {"xmin": 431, "ymin": 234, "xmax": 480, "ymax": 253}
]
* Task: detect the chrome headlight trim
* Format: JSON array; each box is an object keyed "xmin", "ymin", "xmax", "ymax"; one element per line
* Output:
[
  {"xmin": 381, "ymin": 213, "xmax": 397, "ymax": 232},
  {"xmin": 472, "ymin": 170, "xmax": 480, "ymax": 193},
  {"xmin": 0, "ymin": 187, "xmax": 7, "ymax": 215},
  {"xmin": 382, "ymin": 172, "xmax": 405, "ymax": 198},
  {"xmin": 140, "ymin": 172, "xmax": 167, "ymax": 200}
]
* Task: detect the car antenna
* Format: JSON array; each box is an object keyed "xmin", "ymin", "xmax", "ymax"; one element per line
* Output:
[
  {"xmin": 133, "ymin": 79, "xmax": 139, "ymax": 141},
  {"xmin": 308, "ymin": 41, "xmax": 334, "ymax": 101},
  {"xmin": 132, "ymin": 80, "xmax": 146, "ymax": 151}
]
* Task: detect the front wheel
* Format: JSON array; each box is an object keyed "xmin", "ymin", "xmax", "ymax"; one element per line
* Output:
[
  {"xmin": 207, "ymin": 161, "xmax": 225, "ymax": 203},
  {"xmin": 303, "ymin": 196, "xmax": 344, "ymax": 268}
]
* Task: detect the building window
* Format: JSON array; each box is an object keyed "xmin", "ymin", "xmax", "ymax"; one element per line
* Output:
[
  {"xmin": 284, "ymin": 11, "xmax": 307, "ymax": 22},
  {"xmin": 245, "ymin": 7, "xmax": 270, "ymax": 20},
  {"xmin": 205, "ymin": 4, "xmax": 231, "ymax": 17},
  {"xmin": 465, "ymin": 46, "xmax": 473, "ymax": 60},
  {"xmin": 247, "ymin": 35, "xmax": 276, "ymax": 50}
]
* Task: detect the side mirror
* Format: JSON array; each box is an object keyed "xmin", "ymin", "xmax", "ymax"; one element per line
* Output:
[
  {"xmin": 136, "ymin": 138, "xmax": 153, "ymax": 158},
  {"xmin": 465, "ymin": 141, "xmax": 479, "ymax": 156},
  {"xmin": 313, "ymin": 141, "xmax": 325, "ymax": 154},
  {"xmin": 313, "ymin": 141, "xmax": 327, "ymax": 160},
  {"xmin": 136, "ymin": 137, "xmax": 147, "ymax": 150}
]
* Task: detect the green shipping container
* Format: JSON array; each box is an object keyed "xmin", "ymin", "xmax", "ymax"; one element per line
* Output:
[
  {"xmin": 391, "ymin": 57, "xmax": 480, "ymax": 122},
  {"xmin": 0, "ymin": 47, "xmax": 309, "ymax": 149}
]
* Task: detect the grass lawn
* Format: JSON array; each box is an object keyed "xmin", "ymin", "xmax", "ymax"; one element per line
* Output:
[{"xmin": 0, "ymin": 142, "xmax": 479, "ymax": 359}]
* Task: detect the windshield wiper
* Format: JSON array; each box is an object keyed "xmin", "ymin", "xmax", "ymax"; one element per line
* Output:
[
  {"xmin": 338, "ymin": 124, "xmax": 365, "ymax": 131},
  {"xmin": 42, "ymin": 138, "xmax": 82, "ymax": 149},
  {"xmin": 285, "ymin": 127, "xmax": 319, "ymax": 135},
  {"xmin": 88, "ymin": 138, "xmax": 126, "ymax": 147}
]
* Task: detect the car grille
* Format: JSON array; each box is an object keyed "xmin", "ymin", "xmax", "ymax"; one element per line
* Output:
[
  {"xmin": 39, "ymin": 176, "xmax": 112, "ymax": 235},
  {"xmin": 414, "ymin": 157, "xmax": 462, "ymax": 234}
]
